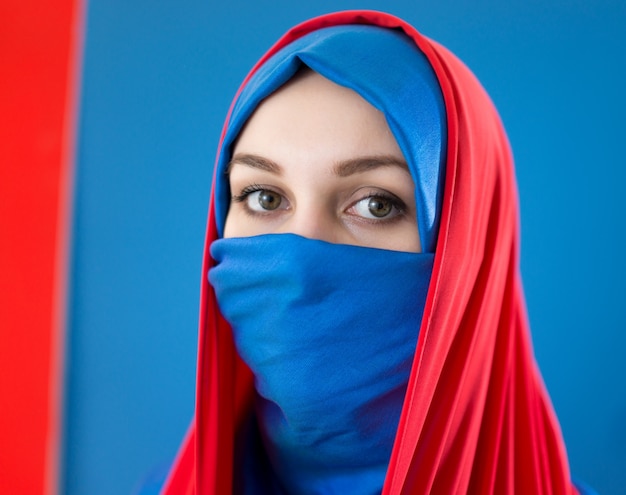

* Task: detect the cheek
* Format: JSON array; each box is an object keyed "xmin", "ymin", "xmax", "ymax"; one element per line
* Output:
[
  {"xmin": 223, "ymin": 208, "xmax": 245, "ymax": 238},
  {"xmin": 223, "ymin": 210, "xmax": 246, "ymax": 238},
  {"xmin": 352, "ymin": 222, "xmax": 421, "ymax": 253},
  {"xmin": 223, "ymin": 208, "xmax": 273, "ymax": 239}
]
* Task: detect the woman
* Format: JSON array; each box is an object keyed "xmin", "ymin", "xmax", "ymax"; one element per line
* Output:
[{"xmin": 163, "ymin": 10, "xmax": 587, "ymax": 494}]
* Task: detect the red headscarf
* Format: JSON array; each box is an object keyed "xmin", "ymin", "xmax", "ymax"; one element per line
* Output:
[{"xmin": 162, "ymin": 10, "xmax": 577, "ymax": 494}]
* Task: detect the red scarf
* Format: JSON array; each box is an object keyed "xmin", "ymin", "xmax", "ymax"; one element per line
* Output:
[{"xmin": 162, "ymin": 10, "xmax": 576, "ymax": 494}]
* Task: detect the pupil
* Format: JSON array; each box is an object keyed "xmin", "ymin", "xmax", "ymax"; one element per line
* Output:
[
  {"xmin": 259, "ymin": 191, "xmax": 280, "ymax": 210},
  {"xmin": 368, "ymin": 197, "xmax": 392, "ymax": 218}
]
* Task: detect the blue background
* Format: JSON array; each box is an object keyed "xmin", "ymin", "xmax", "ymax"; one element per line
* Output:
[{"xmin": 63, "ymin": 1, "xmax": 626, "ymax": 494}]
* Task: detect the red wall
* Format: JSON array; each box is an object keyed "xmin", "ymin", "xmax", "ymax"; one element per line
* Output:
[{"xmin": 0, "ymin": 1, "xmax": 83, "ymax": 493}]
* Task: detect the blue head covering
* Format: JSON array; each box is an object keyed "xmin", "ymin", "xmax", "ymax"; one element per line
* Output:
[{"xmin": 214, "ymin": 24, "xmax": 446, "ymax": 252}]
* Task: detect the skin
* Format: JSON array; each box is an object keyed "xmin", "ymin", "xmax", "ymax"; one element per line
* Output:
[{"xmin": 224, "ymin": 69, "xmax": 421, "ymax": 253}]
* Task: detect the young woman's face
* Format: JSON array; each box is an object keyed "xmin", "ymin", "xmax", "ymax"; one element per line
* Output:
[{"xmin": 224, "ymin": 70, "xmax": 421, "ymax": 252}]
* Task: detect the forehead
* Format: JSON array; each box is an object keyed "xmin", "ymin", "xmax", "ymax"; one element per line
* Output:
[{"xmin": 233, "ymin": 70, "xmax": 404, "ymax": 165}]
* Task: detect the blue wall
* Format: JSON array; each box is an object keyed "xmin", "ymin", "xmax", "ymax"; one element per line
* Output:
[{"xmin": 64, "ymin": 1, "xmax": 626, "ymax": 493}]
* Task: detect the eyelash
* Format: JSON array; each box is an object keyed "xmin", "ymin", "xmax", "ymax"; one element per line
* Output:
[
  {"xmin": 231, "ymin": 184, "xmax": 407, "ymax": 222},
  {"xmin": 353, "ymin": 190, "xmax": 406, "ymax": 221},
  {"xmin": 231, "ymin": 183, "xmax": 275, "ymax": 204}
]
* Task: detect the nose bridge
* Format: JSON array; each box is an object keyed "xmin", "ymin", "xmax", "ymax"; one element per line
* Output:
[{"xmin": 279, "ymin": 197, "xmax": 338, "ymax": 243}]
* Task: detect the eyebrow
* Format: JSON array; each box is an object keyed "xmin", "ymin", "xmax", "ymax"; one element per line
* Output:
[
  {"xmin": 333, "ymin": 155, "xmax": 409, "ymax": 177},
  {"xmin": 228, "ymin": 153, "xmax": 409, "ymax": 177},
  {"xmin": 227, "ymin": 153, "xmax": 282, "ymax": 175}
]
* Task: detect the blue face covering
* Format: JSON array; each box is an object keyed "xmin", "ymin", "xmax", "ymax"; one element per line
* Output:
[{"xmin": 210, "ymin": 234, "xmax": 434, "ymax": 494}]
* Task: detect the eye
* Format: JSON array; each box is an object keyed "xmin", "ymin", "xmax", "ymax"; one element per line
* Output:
[
  {"xmin": 359, "ymin": 196, "xmax": 392, "ymax": 218},
  {"xmin": 250, "ymin": 190, "xmax": 282, "ymax": 211},
  {"xmin": 352, "ymin": 194, "xmax": 400, "ymax": 220},
  {"xmin": 232, "ymin": 185, "xmax": 287, "ymax": 214}
]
